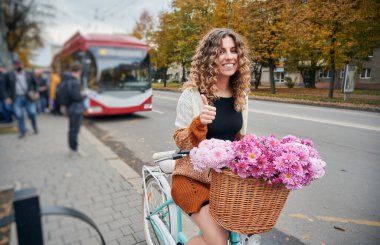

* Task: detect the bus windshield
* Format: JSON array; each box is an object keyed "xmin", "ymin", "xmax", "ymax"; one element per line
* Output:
[{"xmin": 88, "ymin": 46, "xmax": 150, "ymax": 91}]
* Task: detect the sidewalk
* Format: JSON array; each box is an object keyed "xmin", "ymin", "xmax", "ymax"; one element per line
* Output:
[{"xmin": 0, "ymin": 114, "xmax": 145, "ymax": 245}]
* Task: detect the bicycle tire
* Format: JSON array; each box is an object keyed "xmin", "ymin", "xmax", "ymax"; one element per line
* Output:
[{"xmin": 143, "ymin": 175, "xmax": 172, "ymax": 245}]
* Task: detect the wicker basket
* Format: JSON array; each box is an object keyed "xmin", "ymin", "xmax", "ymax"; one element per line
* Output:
[{"xmin": 209, "ymin": 169, "xmax": 290, "ymax": 234}]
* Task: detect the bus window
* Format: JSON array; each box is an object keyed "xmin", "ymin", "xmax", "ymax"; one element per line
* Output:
[{"xmin": 88, "ymin": 46, "xmax": 150, "ymax": 91}]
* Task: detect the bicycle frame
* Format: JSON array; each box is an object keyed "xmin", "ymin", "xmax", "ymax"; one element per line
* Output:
[
  {"xmin": 143, "ymin": 165, "xmax": 188, "ymax": 244},
  {"xmin": 142, "ymin": 165, "xmax": 241, "ymax": 245}
]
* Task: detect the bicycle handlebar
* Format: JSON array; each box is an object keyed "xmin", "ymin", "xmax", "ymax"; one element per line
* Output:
[
  {"xmin": 152, "ymin": 150, "xmax": 176, "ymax": 161},
  {"xmin": 152, "ymin": 150, "xmax": 190, "ymax": 162}
]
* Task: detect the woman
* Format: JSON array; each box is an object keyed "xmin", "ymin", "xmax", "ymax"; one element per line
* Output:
[{"xmin": 171, "ymin": 28, "xmax": 251, "ymax": 244}]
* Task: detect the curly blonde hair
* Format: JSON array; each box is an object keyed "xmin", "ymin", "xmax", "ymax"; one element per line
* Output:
[{"xmin": 183, "ymin": 28, "xmax": 251, "ymax": 111}]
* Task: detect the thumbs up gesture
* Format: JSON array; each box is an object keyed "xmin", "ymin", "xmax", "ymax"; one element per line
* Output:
[{"xmin": 200, "ymin": 94, "xmax": 216, "ymax": 125}]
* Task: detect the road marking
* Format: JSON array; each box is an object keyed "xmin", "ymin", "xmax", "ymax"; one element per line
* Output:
[
  {"xmin": 154, "ymin": 95, "xmax": 178, "ymax": 101},
  {"xmin": 155, "ymin": 94, "xmax": 380, "ymax": 132},
  {"xmin": 315, "ymin": 215, "xmax": 380, "ymax": 227},
  {"xmin": 152, "ymin": 109, "xmax": 164, "ymax": 114},
  {"xmin": 249, "ymin": 109, "xmax": 380, "ymax": 132},
  {"xmin": 290, "ymin": 213, "xmax": 380, "ymax": 227},
  {"xmin": 290, "ymin": 213, "xmax": 314, "ymax": 222}
]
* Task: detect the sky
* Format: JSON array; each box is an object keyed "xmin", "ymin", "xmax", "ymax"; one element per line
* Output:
[{"xmin": 33, "ymin": 0, "xmax": 171, "ymax": 66}]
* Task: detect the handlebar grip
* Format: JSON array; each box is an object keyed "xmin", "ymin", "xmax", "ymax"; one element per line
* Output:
[{"xmin": 153, "ymin": 150, "xmax": 176, "ymax": 161}]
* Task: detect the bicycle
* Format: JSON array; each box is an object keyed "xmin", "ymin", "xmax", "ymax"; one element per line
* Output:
[{"xmin": 142, "ymin": 150, "xmax": 241, "ymax": 245}]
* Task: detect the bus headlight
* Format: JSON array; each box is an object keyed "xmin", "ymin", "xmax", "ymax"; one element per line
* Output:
[
  {"xmin": 87, "ymin": 106, "xmax": 103, "ymax": 113},
  {"xmin": 144, "ymin": 103, "xmax": 152, "ymax": 109}
]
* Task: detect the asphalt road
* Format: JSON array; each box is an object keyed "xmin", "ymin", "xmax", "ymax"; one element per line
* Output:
[{"xmin": 87, "ymin": 90, "xmax": 380, "ymax": 245}]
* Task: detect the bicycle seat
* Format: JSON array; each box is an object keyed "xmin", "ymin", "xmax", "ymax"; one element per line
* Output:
[{"xmin": 159, "ymin": 160, "xmax": 175, "ymax": 174}]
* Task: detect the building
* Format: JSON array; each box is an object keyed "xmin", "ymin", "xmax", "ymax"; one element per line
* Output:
[{"xmin": 258, "ymin": 49, "xmax": 380, "ymax": 89}]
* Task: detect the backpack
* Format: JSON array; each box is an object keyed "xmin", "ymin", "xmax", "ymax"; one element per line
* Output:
[{"xmin": 56, "ymin": 79, "xmax": 73, "ymax": 106}]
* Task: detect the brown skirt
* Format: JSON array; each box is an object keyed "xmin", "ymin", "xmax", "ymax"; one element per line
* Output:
[{"xmin": 171, "ymin": 175, "xmax": 210, "ymax": 215}]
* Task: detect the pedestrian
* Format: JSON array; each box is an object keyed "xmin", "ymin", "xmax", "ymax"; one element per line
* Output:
[
  {"xmin": 4, "ymin": 60, "xmax": 39, "ymax": 138},
  {"xmin": 66, "ymin": 64, "xmax": 87, "ymax": 156},
  {"xmin": 35, "ymin": 69, "xmax": 49, "ymax": 113},
  {"xmin": 0, "ymin": 62, "xmax": 13, "ymax": 123},
  {"xmin": 49, "ymin": 68, "xmax": 61, "ymax": 115},
  {"xmin": 170, "ymin": 28, "xmax": 252, "ymax": 244}
]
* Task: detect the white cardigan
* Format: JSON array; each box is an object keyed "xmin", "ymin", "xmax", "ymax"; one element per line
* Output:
[{"xmin": 175, "ymin": 88, "xmax": 248, "ymax": 134}]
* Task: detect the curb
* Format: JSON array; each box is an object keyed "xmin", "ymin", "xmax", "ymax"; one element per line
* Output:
[
  {"xmin": 153, "ymin": 88, "xmax": 380, "ymax": 113},
  {"xmin": 81, "ymin": 125, "xmax": 199, "ymax": 238},
  {"xmin": 81, "ymin": 126, "xmax": 143, "ymax": 194}
]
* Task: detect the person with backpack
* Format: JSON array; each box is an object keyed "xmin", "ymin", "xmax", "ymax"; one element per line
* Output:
[{"xmin": 65, "ymin": 64, "xmax": 87, "ymax": 156}]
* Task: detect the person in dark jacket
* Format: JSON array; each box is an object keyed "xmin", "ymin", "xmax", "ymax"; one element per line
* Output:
[
  {"xmin": 0, "ymin": 63, "xmax": 13, "ymax": 123},
  {"xmin": 67, "ymin": 64, "xmax": 87, "ymax": 155},
  {"xmin": 5, "ymin": 60, "xmax": 39, "ymax": 138}
]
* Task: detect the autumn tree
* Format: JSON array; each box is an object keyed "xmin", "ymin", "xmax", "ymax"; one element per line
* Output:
[
  {"xmin": 232, "ymin": 0, "xmax": 295, "ymax": 93},
  {"xmin": 149, "ymin": 11, "xmax": 178, "ymax": 86},
  {"xmin": 2, "ymin": 0, "xmax": 54, "ymax": 66},
  {"xmin": 168, "ymin": 0, "xmax": 215, "ymax": 82},
  {"xmin": 295, "ymin": 0, "xmax": 380, "ymax": 97},
  {"xmin": 131, "ymin": 9, "xmax": 154, "ymax": 43}
]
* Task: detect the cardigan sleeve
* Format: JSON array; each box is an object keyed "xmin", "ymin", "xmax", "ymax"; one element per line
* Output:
[{"xmin": 173, "ymin": 89, "xmax": 207, "ymax": 149}]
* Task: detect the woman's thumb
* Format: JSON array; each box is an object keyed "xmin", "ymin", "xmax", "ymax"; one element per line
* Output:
[{"xmin": 201, "ymin": 94, "xmax": 209, "ymax": 106}]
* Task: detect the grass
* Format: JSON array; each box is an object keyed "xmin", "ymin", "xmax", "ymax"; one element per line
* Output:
[{"xmin": 152, "ymin": 83, "xmax": 380, "ymax": 107}]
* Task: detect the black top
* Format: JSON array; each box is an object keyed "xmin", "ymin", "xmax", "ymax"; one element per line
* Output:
[{"xmin": 206, "ymin": 97, "xmax": 242, "ymax": 141}]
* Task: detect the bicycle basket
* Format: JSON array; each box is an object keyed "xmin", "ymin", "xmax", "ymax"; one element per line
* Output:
[{"xmin": 209, "ymin": 169, "xmax": 290, "ymax": 234}]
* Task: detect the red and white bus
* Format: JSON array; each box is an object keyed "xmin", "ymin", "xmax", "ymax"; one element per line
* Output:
[{"xmin": 53, "ymin": 32, "xmax": 153, "ymax": 116}]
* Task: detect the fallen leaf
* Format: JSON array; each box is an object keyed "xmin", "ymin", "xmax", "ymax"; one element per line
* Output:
[
  {"xmin": 303, "ymin": 235, "xmax": 312, "ymax": 241},
  {"xmin": 334, "ymin": 226, "xmax": 346, "ymax": 231},
  {"xmin": 64, "ymin": 172, "xmax": 73, "ymax": 178}
]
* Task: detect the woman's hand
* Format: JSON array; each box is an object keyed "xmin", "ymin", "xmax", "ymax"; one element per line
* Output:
[{"xmin": 200, "ymin": 94, "xmax": 216, "ymax": 125}]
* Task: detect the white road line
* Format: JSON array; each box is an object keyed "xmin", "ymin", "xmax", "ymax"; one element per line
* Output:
[
  {"xmin": 155, "ymin": 94, "xmax": 379, "ymax": 132},
  {"xmin": 249, "ymin": 109, "xmax": 380, "ymax": 132},
  {"xmin": 154, "ymin": 95, "xmax": 178, "ymax": 101},
  {"xmin": 152, "ymin": 109, "xmax": 164, "ymax": 114}
]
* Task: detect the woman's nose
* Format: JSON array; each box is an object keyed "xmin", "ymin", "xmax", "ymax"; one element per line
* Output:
[{"xmin": 225, "ymin": 51, "xmax": 233, "ymax": 59}]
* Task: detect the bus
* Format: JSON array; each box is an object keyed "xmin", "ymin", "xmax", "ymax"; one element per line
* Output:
[{"xmin": 52, "ymin": 32, "xmax": 153, "ymax": 116}]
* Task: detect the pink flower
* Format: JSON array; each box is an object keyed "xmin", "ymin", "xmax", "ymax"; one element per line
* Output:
[{"xmin": 190, "ymin": 134, "xmax": 326, "ymax": 191}]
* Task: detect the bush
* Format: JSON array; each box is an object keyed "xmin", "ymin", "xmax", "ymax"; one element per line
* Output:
[{"xmin": 284, "ymin": 77, "xmax": 295, "ymax": 88}]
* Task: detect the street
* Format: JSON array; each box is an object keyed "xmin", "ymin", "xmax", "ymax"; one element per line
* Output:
[{"xmin": 86, "ymin": 90, "xmax": 380, "ymax": 245}]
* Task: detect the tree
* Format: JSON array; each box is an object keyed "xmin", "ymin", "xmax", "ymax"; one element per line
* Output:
[
  {"xmin": 131, "ymin": 9, "xmax": 154, "ymax": 43},
  {"xmin": 2, "ymin": 0, "xmax": 54, "ymax": 66},
  {"xmin": 150, "ymin": 11, "xmax": 177, "ymax": 86},
  {"xmin": 170, "ymin": 0, "xmax": 215, "ymax": 82},
  {"xmin": 297, "ymin": 0, "xmax": 380, "ymax": 97},
  {"xmin": 232, "ymin": 0, "xmax": 295, "ymax": 93}
]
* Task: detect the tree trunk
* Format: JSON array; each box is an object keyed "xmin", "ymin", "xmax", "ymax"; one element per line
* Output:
[
  {"xmin": 269, "ymin": 59, "xmax": 276, "ymax": 94},
  {"xmin": 181, "ymin": 63, "xmax": 186, "ymax": 82},
  {"xmin": 328, "ymin": 21, "xmax": 337, "ymax": 98},
  {"xmin": 253, "ymin": 63, "xmax": 262, "ymax": 90},
  {"xmin": 329, "ymin": 65, "xmax": 336, "ymax": 98},
  {"xmin": 301, "ymin": 69, "xmax": 316, "ymax": 88},
  {"xmin": 309, "ymin": 70, "xmax": 316, "ymax": 88},
  {"xmin": 163, "ymin": 67, "xmax": 168, "ymax": 87}
]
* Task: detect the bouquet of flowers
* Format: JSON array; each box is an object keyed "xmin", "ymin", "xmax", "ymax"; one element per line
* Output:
[
  {"xmin": 190, "ymin": 134, "xmax": 326, "ymax": 190},
  {"xmin": 189, "ymin": 138, "xmax": 235, "ymax": 172}
]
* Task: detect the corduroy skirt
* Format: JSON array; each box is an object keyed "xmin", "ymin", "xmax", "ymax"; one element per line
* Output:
[{"xmin": 171, "ymin": 175, "xmax": 210, "ymax": 215}]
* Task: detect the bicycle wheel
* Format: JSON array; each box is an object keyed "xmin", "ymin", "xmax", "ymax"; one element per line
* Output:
[{"xmin": 143, "ymin": 175, "xmax": 172, "ymax": 245}]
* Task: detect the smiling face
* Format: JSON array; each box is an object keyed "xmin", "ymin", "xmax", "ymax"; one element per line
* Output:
[{"xmin": 217, "ymin": 35, "xmax": 238, "ymax": 79}]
